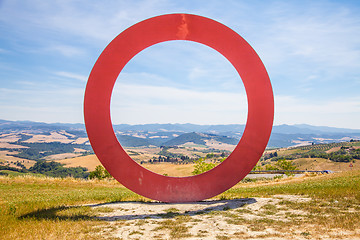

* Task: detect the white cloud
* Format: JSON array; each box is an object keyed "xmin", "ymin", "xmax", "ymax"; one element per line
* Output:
[
  {"xmin": 1, "ymin": 0, "xmax": 360, "ymax": 128},
  {"xmin": 0, "ymin": 0, "xmax": 175, "ymax": 44},
  {"xmin": 110, "ymin": 83, "xmax": 248, "ymax": 124},
  {"xmin": 117, "ymin": 40, "xmax": 243, "ymax": 92},
  {"xmin": 0, "ymin": 86, "xmax": 85, "ymax": 123},
  {"xmin": 43, "ymin": 44, "xmax": 85, "ymax": 57},
  {"xmin": 54, "ymin": 71, "xmax": 87, "ymax": 82},
  {"xmin": 275, "ymin": 95, "xmax": 360, "ymax": 129},
  {"xmin": 257, "ymin": 3, "xmax": 360, "ymax": 72}
]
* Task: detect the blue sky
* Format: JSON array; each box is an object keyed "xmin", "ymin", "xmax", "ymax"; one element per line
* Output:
[{"xmin": 0, "ymin": 0, "xmax": 360, "ymax": 129}]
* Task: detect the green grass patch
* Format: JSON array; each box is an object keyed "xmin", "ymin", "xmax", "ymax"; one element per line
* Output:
[
  {"xmin": 217, "ymin": 170, "xmax": 360, "ymax": 201},
  {"xmin": 0, "ymin": 170, "xmax": 44, "ymax": 178}
]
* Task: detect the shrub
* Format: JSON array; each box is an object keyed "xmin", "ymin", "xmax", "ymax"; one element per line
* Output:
[
  {"xmin": 88, "ymin": 165, "xmax": 112, "ymax": 180},
  {"xmin": 192, "ymin": 158, "xmax": 216, "ymax": 175}
]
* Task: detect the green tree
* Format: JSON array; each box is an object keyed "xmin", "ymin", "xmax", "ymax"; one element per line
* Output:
[
  {"xmin": 252, "ymin": 164, "xmax": 262, "ymax": 171},
  {"xmin": 88, "ymin": 165, "xmax": 112, "ymax": 180},
  {"xmin": 192, "ymin": 158, "xmax": 216, "ymax": 175},
  {"xmin": 264, "ymin": 159, "xmax": 298, "ymax": 176},
  {"xmin": 275, "ymin": 159, "xmax": 297, "ymax": 171},
  {"xmin": 265, "ymin": 164, "xmax": 279, "ymax": 171},
  {"xmin": 29, "ymin": 160, "xmax": 89, "ymax": 178}
]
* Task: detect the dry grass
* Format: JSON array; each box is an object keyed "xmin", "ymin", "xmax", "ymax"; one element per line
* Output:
[
  {"xmin": 23, "ymin": 132, "xmax": 74, "ymax": 144},
  {"xmin": 57, "ymin": 155, "xmax": 195, "ymax": 176},
  {"xmin": 141, "ymin": 162, "xmax": 195, "ymax": 177},
  {"xmin": 0, "ymin": 175, "xmax": 144, "ymax": 240},
  {"xmin": 292, "ymin": 157, "xmax": 360, "ymax": 171},
  {"xmin": 153, "ymin": 215, "xmax": 192, "ymax": 238},
  {"xmin": 221, "ymin": 170, "xmax": 360, "ymax": 201},
  {"xmin": 55, "ymin": 155, "xmax": 101, "ymax": 171},
  {"xmin": 0, "ymin": 142, "xmax": 28, "ymax": 149},
  {"xmin": 45, "ymin": 152, "xmax": 82, "ymax": 161},
  {"xmin": 1, "ymin": 170, "xmax": 359, "ymax": 239},
  {"xmin": 0, "ymin": 150, "xmax": 28, "ymax": 163},
  {"xmin": 0, "ymin": 133, "xmax": 22, "ymax": 142}
]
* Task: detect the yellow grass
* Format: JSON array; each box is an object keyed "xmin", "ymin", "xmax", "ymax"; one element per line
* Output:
[
  {"xmin": 1, "ymin": 171, "xmax": 359, "ymax": 239},
  {"xmin": 204, "ymin": 139, "xmax": 236, "ymax": 151},
  {"xmin": 141, "ymin": 163, "xmax": 195, "ymax": 177},
  {"xmin": 45, "ymin": 153, "xmax": 81, "ymax": 161},
  {"xmin": 24, "ymin": 132, "xmax": 73, "ymax": 143},
  {"xmin": 0, "ymin": 142, "xmax": 28, "ymax": 149},
  {"xmin": 55, "ymin": 155, "xmax": 101, "ymax": 172},
  {"xmin": 0, "ymin": 175, "xmax": 143, "ymax": 240},
  {"xmin": 57, "ymin": 153, "xmax": 195, "ymax": 176},
  {"xmin": 0, "ymin": 151, "xmax": 36, "ymax": 169},
  {"xmin": 0, "ymin": 133, "xmax": 22, "ymax": 142},
  {"xmin": 292, "ymin": 158, "xmax": 359, "ymax": 171},
  {"xmin": 71, "ymin": 138, "xmax": 89, "ymax": 144}
]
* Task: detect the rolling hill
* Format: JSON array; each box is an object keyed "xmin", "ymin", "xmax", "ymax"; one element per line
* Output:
[{"xmin": 1, "ymin": 119, "xmax": 360, "ymax": 149}]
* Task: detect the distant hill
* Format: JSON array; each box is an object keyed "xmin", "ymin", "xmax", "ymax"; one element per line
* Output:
[
  {"xmin": 273, "ymin": 124, "xmax": 360, "ymax": 134},
  {"xmin": 1, "ymin": 119, "xmax": 360, "ymax": 148},
  {"xmin": 161, "ymin": 132, "xmax": 239, "ymax": 146},
  {"xmin": 1, "ymin": 119, "xmax": 360, "ymax": 176},
  {"xmin": 0, "ymin": 120, "xmax": 85, "ymax": 132},
  {"xmin": 116, "ymin": 134, "xmax": 155, "ymax": 147}
]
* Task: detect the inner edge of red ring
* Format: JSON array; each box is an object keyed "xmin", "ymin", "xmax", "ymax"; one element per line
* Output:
[{"xmin": 109, "ymin": 40, "xmax": 249, "ymax": 179}]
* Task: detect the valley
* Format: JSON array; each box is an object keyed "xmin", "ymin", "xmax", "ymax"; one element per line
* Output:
[{"xmin": 1, "ymin": 119, "xmax": 360, "ymax": 178}]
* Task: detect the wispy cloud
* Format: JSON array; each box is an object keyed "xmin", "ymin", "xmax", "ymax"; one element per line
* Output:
[
  {"xmin": 111, "ymin": 83, "xmax": 247, "ymax": 124},
  {"xmin": 0, "ymin": 0, "xmax": 360, "ymax": 128},
  {"xmin": 54, "ymin": 71, "xmax": 87, "ymax": 82},
  {"xmin": 0, "ymin": 0, "xmax": 175, "ymax": 44},
  {"xmin": 275, "ymin": 95, "xmax": 360, "ymax": 129},
  {"xmin": 255, "ymin": 2, "xmax": 360, "ymax": 76},
  {"xmin": 118, "ymin": 40, "xmax": 242, "ymax": 92},
  {"xmin": 43, "ymin": 45, "xmax": 86, "ymax": 57},
  {"xmin": 0, "ymin": 86, "xmax": 85, "ymax": 123}
]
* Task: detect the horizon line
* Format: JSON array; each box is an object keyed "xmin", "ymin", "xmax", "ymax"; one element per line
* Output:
[{"xmin": 1, "ymin": 118, "xmax": 360, "ymax": 130}]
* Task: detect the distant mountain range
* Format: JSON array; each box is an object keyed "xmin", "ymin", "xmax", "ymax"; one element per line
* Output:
[{"xmin": 1, "ymin": 119, "xmax": 360, "ymax": 148}]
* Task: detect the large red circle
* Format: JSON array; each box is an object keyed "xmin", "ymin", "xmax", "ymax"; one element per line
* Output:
[{"xmin": 84, "ymin": 14, "xmax": 274, "ymax": 202}]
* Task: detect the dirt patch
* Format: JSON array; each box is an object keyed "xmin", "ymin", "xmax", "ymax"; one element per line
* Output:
[{"xmin": 90, "ymin": 195, "xmax": 359, "ymax": 239}]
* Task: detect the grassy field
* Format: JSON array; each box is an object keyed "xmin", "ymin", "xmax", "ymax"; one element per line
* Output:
[
  {"xmin": 292, "ymin": 157, "xmax": 360, "ymax": 171},
  {"xmin": 141, "ymin": 163, "xmax": 195, "ymax": 177},
  {"xmin": 55, "ymin": 156, "xmax": 195, "ymax": 176},
  {"xmin": 0, "ymin": 176, "xmax": 145, "ymax": 239},
  {"xmin": 1, "ymin": 171, "xmax": 359, "ymax": 239},
  {"xmin": 55, "ymin": 155, "xmax": 101, "ymax": 172}
]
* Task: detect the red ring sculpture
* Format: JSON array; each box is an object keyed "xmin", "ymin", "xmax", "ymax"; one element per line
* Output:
[{"xmin": 84, "ymin": 14, "xmax": 274, "ymax": 203}]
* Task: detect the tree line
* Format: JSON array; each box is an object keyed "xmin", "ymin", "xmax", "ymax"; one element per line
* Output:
[{"xmin": 0, "ymin": 160, "xmax": 89, "ymax": 178}]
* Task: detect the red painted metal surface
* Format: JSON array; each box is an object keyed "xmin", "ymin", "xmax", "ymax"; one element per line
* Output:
[{"xmin": 84, "ymin": 14, "xmax": 274, "ymax": 202}]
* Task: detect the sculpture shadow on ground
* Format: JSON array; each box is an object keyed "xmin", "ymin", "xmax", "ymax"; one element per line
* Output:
[
  {"xmin": 92, "ymin": 198, "xmax": 257, "ymax": 221},
  {"xmin": 18, "ymin": 198, "xmax": 257, "ymax": 222}
]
